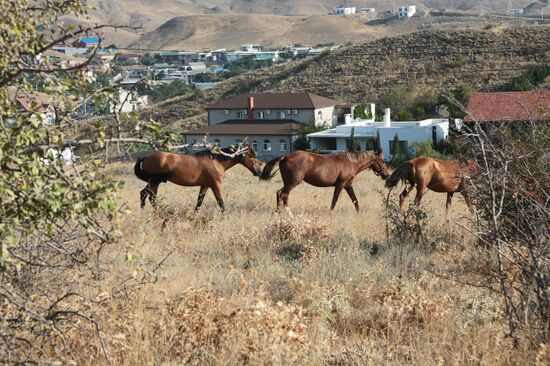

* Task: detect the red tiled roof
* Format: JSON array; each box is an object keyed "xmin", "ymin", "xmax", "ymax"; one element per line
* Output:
[
  {"xmin": 464, "ymin": 91, "xmax": 550, "ymax": 122},
  {"xmin": 206, "ymin": 92, "xmax": 351, "ymax": 110},
  {"xmin": 182, "ymin": 120, "xmax": 302, "ymax": 136},
  {"xmin": 16, "ymin": 96, "xmax": 50, "ymax": 112}
]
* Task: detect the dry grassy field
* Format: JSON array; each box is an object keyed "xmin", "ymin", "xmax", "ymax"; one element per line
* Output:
[{"xmin": 77, "ymin": 162, "xmax": 546, "ymax": 365}]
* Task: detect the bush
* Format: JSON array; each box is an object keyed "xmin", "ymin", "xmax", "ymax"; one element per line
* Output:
[
  {"xmin": 410, "ymin": 141, "xmax": 447, "ymax": 159},
  {"xmin": 467, "ymin": 121, "xmax": 550, "ymax": 344},
  {"xmin": 510, "ymin": 64, "xmax": 550, "ymax": 91}
]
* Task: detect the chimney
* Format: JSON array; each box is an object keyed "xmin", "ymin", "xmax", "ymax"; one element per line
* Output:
[
  {"xmin": 344, "ymin": 114, "xmax": 352, "ymax": 124},
  {"xmin": 247, "ymin": 96, "xmax": 254, "ymax": 122},
  {"xmin": 383, "ymin": 108, "xmax": 391, "ymax": 127},
  {"xmin": 370, "ymin": 103, "xmax": 376, "ymax": 121}
]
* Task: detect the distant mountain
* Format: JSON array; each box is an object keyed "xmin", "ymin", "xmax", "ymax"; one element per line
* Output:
[{"xmin": 84, "ymin": 0, "xmax": 540, "ymax": 47}]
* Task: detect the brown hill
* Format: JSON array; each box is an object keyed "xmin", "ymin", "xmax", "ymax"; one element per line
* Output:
[
  {"xmin": 136, "ymin": 25, "xmax": 550, "ymax": 129},
  {"xmin": 87, "ymin": 1, "xmax": 537, "ymax": 46}
]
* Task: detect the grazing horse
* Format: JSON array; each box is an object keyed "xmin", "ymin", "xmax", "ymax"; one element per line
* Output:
[
  {"xmin": 385, "ymin": 156, "xmax": 480, "ymax": 213},
  {"xmin": 259, "ymin": 150, "xmax": 390, "ymax": 215},
  {"xmin": 134, "ymin": 144, "xmax": 263, "ymax": 211}
]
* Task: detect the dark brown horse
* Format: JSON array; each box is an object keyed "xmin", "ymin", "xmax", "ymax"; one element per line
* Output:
[
  {"xmin": 385, "ymin": 156, "xmax": 480, "ymax": 213},
  {"xmin": 259, "ymin": 150, "xmax": 390, "ymax": 215},
  {"xmin": 134, "ymin": 144, "xmax": 263, "ymax": 211}
]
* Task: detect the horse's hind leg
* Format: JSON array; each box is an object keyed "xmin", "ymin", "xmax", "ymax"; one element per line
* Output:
[
  {"xmin": 148, "ymin": 182, "xmax": 160, "ymax": 207},
  {"xmin": 140, "ymin": 185, "xmax": 150, "ymax": 209},
  {"xmin": 399, "ymin": 184, "xmax": 414, "ymax": 208},
  {"xmin": 194, "ymin": 186, "xmax": 209, "ymax": 212},
  {"xmin": 446, "ymin": 192, "xmax": 454, "ymax": 217},
  {"xmin": 279, "ymin": 186, "xmax": 294, "ymax": 218},
  {"xmin": 344, "ymin": 185, "xmax": 359, "ymax": 212},
  {"xmin": 276, "ymin": 188, "xmax": 283, "ymax": 212},
  {"xmin": 330, "ymin": 184, "xmax": 344, "ymax": 211}
]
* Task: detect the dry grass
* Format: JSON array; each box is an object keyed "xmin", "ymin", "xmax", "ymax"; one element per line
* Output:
[{"xmin": 68, "ymin": 163, "xmax": 547, "ymax": 365}]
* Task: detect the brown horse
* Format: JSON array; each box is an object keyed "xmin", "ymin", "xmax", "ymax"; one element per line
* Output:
[
  {"xmin": 385, "ymin": 156, "xmax": 480, "ymax": 213},
  {"xmin": 134, "ymin": 144, "xmax": 263, "ymax": 211},
  {"xmin": 259, "ymin": 150, "xmax": 390, "ymax": 215}
]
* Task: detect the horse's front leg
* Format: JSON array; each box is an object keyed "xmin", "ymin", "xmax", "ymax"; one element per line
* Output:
[
  {"xmin": 194, "ymin": 186, "xmax": 209, "ymax": 212},
  {"xmin": 330, "ymin": 184, "xmax": 344, "ymax": 211},
  {"xmin": 211, "ymin": 182, "xmax": 225, "ymax": 212},
  {"xmin": 344, "ymin": 185, "xmax": 359, "ymax": 212}
]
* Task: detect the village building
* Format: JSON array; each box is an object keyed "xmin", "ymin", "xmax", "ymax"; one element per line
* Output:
[
  {"xmin": 398, "ymin": 5, "xmax": 417, "ymax": 18},
  {"xmin": 75, "ymin": 37, "xmax": 100, "ymax": 49},
  {"xmin": 16, "ymin": 95, "xmax": 57, "ymax": 125},
  {"xmin": 464, "ymin": 90, "xmax": 550, "ymax": 123},
  {"xmin": 181, "ymin": 92, "xmax": 353, "ymax": 159},
  {"xmin": 360, "ymin": 8, "xmax": 376, "ymax": 14},
  {"xmin": 307, "ymin": 106, "xmax": 449, "ymax": 161},
  {"xmin": 226, "ymin": 50, "xmax": 280, "ymax": 63},
  {"xmin": 335, "ymin": 7, "xmax": 357, "ymax": 15}
]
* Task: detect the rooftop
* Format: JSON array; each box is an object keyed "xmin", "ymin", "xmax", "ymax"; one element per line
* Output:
[
  {"xmin": 464, "ymin": 90, "xmax": 550, "ymax": 122},
  {"xmin": 207, "ymin": 92, "xmax": 351, "ymax": 110}
]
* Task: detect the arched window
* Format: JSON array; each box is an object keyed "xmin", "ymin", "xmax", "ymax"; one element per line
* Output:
[
  {"xmin": 251, "ymin": 140, "xmax": 258, "ymax": 151},
  {"xmin": 279, "ymin": 139, "xmax": 288, "ymax": 151},
  {"xmin": 214, "ymin": 138, "xmax": 221, "ymax": 147},
  {"xmin": 236, "ymin": 138, "xmax": 242, "ymax": 145},
  {"xmin": 263, "ymin": 139, "xmax": 271, "ymax": 151}
]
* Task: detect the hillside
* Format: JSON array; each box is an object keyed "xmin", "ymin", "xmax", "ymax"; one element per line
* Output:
[
  {"xmin": 137, "ymin": 25, "xmax": 550, "ymax": 129},
  {"xmin": 130, "ymin": 14, "xmax": 383, "ymax": 50},
  {"xmin": 86, "ymin": 0, "xmax": 539, "ymax": 46}
]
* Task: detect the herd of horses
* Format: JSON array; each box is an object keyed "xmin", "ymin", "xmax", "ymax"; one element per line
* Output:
[{"xmin": 134, "ymin": 142, "xmax": 480, "ymax": 215}]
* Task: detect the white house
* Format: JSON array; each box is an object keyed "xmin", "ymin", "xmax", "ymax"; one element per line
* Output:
[
  {"xmin": 182, "ymin": 92, "xmax": 354, "ymax": 160},
  {"xmin": 307, "ymin": 106, "xmax": 449, "ymax": 161},
  {"xmin": 398, "ymin": 5, "xmax": 416, "ymax": 18},
  {"xmin": 360, "ymin": 8, "xmax": 376, "ymax": 14},
  {"xmin": 335, "ymin": 7, "xmax": 357, "ymax": 15}
]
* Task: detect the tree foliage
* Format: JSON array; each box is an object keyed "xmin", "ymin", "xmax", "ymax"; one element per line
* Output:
[{"xmin": 0, "ymin": 1, "xmax": 166, "ymax": 363}]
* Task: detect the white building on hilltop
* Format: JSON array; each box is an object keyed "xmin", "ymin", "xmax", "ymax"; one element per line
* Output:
[
  {"xmin": 398, "ymin": 5, "xmax": 416, "ymax": 18},
  {"xmin": 307, "ymin": 106, "xmax": 449, "ymax": 161},
  {"xmin": 335, "ymin": 7, "xmax": 357, "ymax": 15}
]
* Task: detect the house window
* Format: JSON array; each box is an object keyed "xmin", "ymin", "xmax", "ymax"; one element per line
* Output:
[
  {"xmin": 279, "ymin": 111, "xmax": 286, "ymax": 119},
  {"xmin": 291, "ymin": 110, "xmax": 298, "ymax": 115},
  {"xmin": 285, "ymin": 110, "xmax": 291, "ymax": 114},
  {"xmin": 279, "ymin": 139, "xmax": 288, "ymax": 151},
  {"xmin": 214, "ymin": 138, "xmax": 221, "ymax": 147},
  {"xmin": 251, "ymin": 140, "xmax": 258, "ymax": 151},
  {"xmin": 265, "ymin": 109, "xmax": 271, "ymax": 115},
  {"xmin": 257, "ymin": 111, "xmax": 264, "ymax": 119},
  {"xmin": 224, "ymin": 109, "xmax": 229, "ymax": 115},
  {"xmin": 263, "ymin": 139, "xmax": 272, "ymax": 151},
  {"xmin": 389, "ymin": 140, "xmax": 409, "ymax": 156}
]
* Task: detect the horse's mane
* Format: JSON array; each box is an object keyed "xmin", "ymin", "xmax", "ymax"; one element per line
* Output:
[
  {"xmin": 193, "ymin": 147, "xmax": 236, "ymax": 162},
  {"xmin": 344, "ymin": 151, "xmax": 376, "ymax": 163}
]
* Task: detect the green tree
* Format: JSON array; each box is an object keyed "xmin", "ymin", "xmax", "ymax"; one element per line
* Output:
[
  {"xmin": 293, "ymin": 121, "xmax": 326, "ymax": 151},
  {"xmin": 347, "ymin": 127, "xmax": 358, "ymax": 152},
  {"xmin": 0, "ymin": 2, "xmax": 180, "ymax": 363},
  {"xmin": 354, "ymin": 103, "xmax": 373, "ymax": 119}
]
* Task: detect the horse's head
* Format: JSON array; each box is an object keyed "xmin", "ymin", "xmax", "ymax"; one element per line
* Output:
[
  {"xmin": 238, "ymin": 142, "xmax": 263, "ymax": 177},
  {"xmin": 371, "ymin": 150, "xmax": 391, "ymax": 180}
]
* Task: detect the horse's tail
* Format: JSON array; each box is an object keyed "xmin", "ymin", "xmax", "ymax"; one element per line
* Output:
[
  {"xmin": 134, "ymin": 157, "xmax": 172, "ymax": 183},
  {"xmin": 259, "ymin": 156, "xmax": 286, "ymax": 181},
  {"xmin": 385, "ymin": 161, "xmax": 411, "ymax": 189}
]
